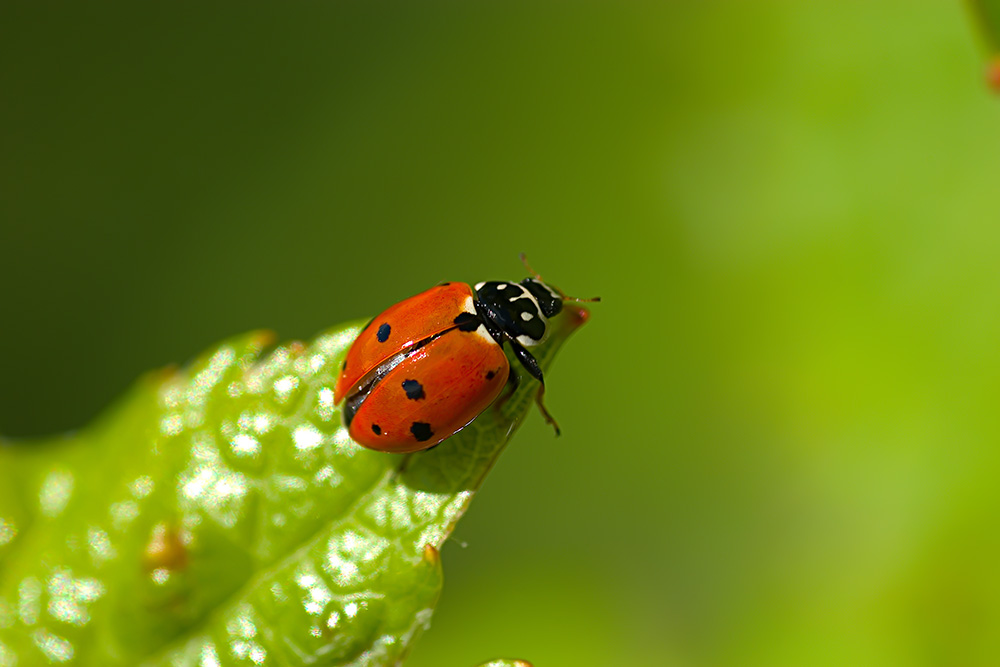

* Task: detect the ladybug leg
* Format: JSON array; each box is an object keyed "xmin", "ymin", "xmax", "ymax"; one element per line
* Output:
[
  {"xmin": 472, "ymin": 300, "xmax": 508, "ymax": 347},
  {"xmin": 508, "ymin": 338, "xmax": 543, "ymax": 383},
  {"xmin": 533, "ymin": 381, "xmax": 561, "ymax": 437},
  {"xmin": 507, "ymin": 338, "xmax": 545, "ymax": 384},
  {"xmin": 509, "ymin": 339, "xmax": 561, "ymax": 437},
  {"xmin": 492, "ymin": 367, "xmax": 521, "ymax": 415}
]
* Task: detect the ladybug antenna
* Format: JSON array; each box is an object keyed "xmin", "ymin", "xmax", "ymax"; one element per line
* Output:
[
  {"xmin": 562, "ymin": 294, "xmax": 602, "ymax": 303},
  {"xmin": 519, "ymin": 252, "xmax": 601, "ymax": 303},
  {"xmin": 519, "ymin": 252, "xmax": 544, "ymax": 281}
]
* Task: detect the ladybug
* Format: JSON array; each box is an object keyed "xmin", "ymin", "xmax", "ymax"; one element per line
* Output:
[{"xmin": 334, "ymin": 259, "xmax": 596, "ymax": 453}]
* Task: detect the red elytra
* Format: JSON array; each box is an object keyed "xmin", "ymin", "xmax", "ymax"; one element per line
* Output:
[
  {"xmin": 333, "ymin": 282, "xmax": 475, "ymax": 404},
  {"xmin": 343, "ymin": 325, "xmax": 510, "ymax": 453}
]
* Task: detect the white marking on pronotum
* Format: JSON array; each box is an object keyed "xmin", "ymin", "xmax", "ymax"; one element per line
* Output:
[
  {"xmin": 475, "ymin": 324, "xmax": 494, "ymax": 343},
  {"xmin": 508, "ymin": 285, "xmax": 541, "ymax": 313},
  {"xmin": 517, "ymin": 333, "xmax": 541, "ymax": 346},
  {"xmin": 521, "ymin": 311, "xmax": 534, "ymax": 321},
  {"xmin": 461, "ymin": 295, "xmax": 493, "ymax": 342}
]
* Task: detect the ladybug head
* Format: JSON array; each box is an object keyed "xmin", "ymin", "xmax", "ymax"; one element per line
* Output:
[
  {"xmin": 475, "ymin": 273, "xmax": 596, "ymax": 348},
  {"xmin": 520, "ymin": 278, "xmax": 563, "ymax": 318},
  {"xmin": 474, "ymin": 279, "xmax": 558, "ymax": 347}
]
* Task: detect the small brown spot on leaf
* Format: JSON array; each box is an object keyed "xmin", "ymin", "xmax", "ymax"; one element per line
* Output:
[{"xmin": 143, "ymin": 522, "xmax": 189, "ymax": 574}]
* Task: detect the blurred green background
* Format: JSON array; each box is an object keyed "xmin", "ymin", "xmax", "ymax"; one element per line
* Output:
[{"xmin": 2, "ymin": 2, "xmax": 999, "ymax": 665}]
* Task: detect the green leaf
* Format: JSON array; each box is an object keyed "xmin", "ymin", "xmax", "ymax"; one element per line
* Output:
[{"xmin": 0, "ymin": 306, "xmax": 589, "ymax": 666}]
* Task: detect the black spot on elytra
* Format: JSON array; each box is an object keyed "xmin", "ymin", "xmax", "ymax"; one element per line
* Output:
[
  {"xmin": 486, "ymin": 369, "xmax": 497, "ymax": 380},
  {"xmin": 453, "ymin": 312, "xmax": 480, "ymax": 332},
  {"xmin": 376, "ymin": 323, "xmax": 391, "ymax": 343},
  {"xmin": 341, "ymin": 360, "xmax": 347, "ymax": 371},
  {"xmin": 402, "ymin": 379, "xmax": 425, "ymax": 400},
  {"xmin": 411, "ymin": 422, "xmax": 434, "ymax": 442},
  {"xmin": 371, "ymin": 423, "xmax": 381, "ymax": 435}
]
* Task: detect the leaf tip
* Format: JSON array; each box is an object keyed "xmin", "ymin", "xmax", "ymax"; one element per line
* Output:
[{"xmin": 552, "ymin": 304, "xmax": 591, "ymax": 344}]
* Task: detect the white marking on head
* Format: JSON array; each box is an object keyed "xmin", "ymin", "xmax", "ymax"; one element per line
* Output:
[
  {"xmin": 496, "ymin": 283, "xmax": 507, "ymax": 290},
  {"xmin": 521, "ymin": 311, "xmax": 534, "ymax": 321},
  {"xmin": 532, "ymin": 279, "xmax": 562, "ymax": 301}
]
